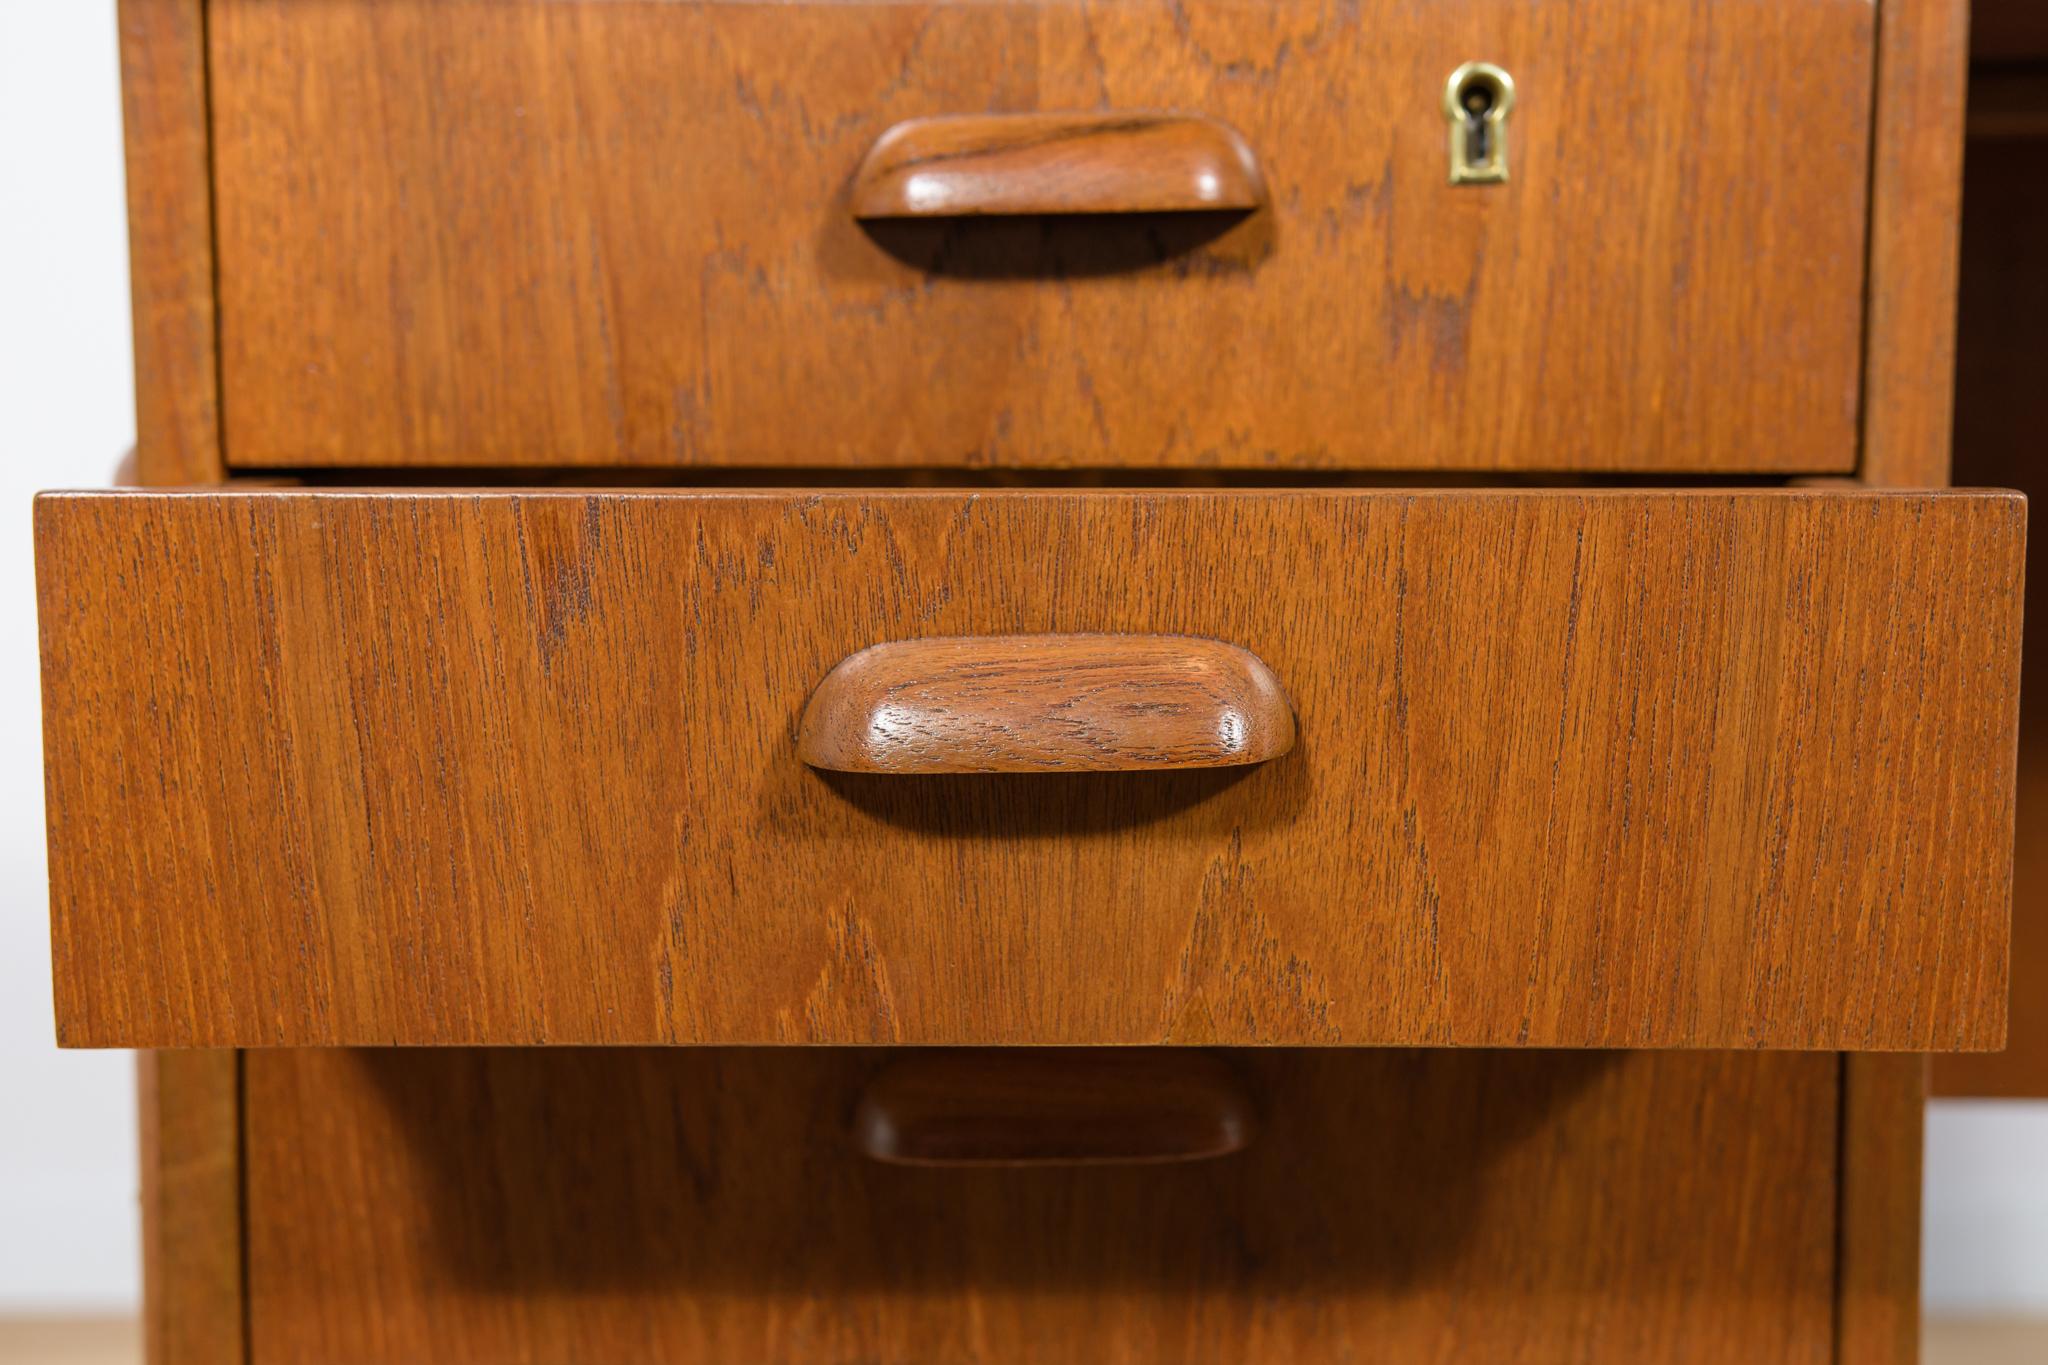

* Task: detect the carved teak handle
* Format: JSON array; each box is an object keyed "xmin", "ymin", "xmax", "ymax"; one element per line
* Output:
[
  {"xmin": 849, "ymin": 112, "xmax": 1269, "ymax": 218},
  {"xmin": 797, "ymin": 633, "xmax": 1297, "ymax": 775}
]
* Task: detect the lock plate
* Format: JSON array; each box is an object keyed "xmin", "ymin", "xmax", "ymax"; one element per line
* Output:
[{"xmin": 1444, "ymin": 62, "xmax": 1515, "ymax": 185}]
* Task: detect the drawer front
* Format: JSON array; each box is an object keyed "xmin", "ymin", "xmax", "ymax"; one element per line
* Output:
[
  {"xmin": 37, "ymin": 489, "xmax": 2018, "ymax": 1049},
  {"xmin": 245, "ymin": 1049, "xmax": 1838, "ymax": 1365},
  {"xmin": 209, "ymin": 0, "xmax": 1872, "ymax": 474}
]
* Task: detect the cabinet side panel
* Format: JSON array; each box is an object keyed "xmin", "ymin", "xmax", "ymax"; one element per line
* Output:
[
  {"xmin": 138, "ymin": 1052, "xmax": 244, "ymax": 1365},
  {"xmin": 1836, "ymin": 1055, "xmax": 1926, "ymax": 1365},
  {"xmin": 121, "ymin": 8, "xmax": 240, "ymax": 1354},
  {"xmin": 1859, "ymin": 0, "xmax": 1969, "ymax": 487},
  {"xmin": 118, "ymin": 0, "xmax": 224, "ymax": 483},
  {"xmin": 1847, "ymin": 4, "xmax": 1969, "ymax": 1348}
]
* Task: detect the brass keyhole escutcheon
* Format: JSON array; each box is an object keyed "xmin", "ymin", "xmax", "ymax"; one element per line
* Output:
[{"xmin": 1444, "ymin": 62, "xmax": 1515, "ymax": 185}]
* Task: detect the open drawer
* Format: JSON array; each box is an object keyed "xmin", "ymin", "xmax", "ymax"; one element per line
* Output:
[{"xmin": 36, "ymin": 488, "xmax": 2021, "ymax": 1049}]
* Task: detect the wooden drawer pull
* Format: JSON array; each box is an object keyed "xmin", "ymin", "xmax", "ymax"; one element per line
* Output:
[
  {"xmin": 849, "ymin": 112, "xmax": 1268, "ymax": 218},
  {"xmin": 851, "ymin": 1051, "xmax": 1257, "ymax": 1166},
  {"xmin": 797, "ymin": 633, "xmax": 1296, "ymax": 774}
]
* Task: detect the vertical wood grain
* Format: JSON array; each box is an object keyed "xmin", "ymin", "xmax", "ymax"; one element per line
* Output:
[
  {"xmin": 1836, "ymin": 1055, "xmax": 1926, "ymax": 1365},
  {"xmin": 117, "ymin": 0, "xmax": 224, "ymax": 484},
  {"xmin": 1846, "ymin": 9, "xmax": 1974, "ymax": 1343},
  {"xmin": 120, "ymin": 12, "xmax": 241, "ymax": 1353},
  {"xmin": 138, "ymin": 1052, "xmax": 244, "ymax": 1365},
  {"xmin": 1859, "ymin": 0, "xmax": 1970, "ymax": 487}
]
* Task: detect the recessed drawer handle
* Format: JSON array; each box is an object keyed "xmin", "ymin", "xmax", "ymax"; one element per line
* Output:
[
  {"xmin": 797, "ymin": 633, "xmax": 1296, "ymax": 774},
  {"xmin": 849, "ymin": 112, "xmax": 1268, "ymax": 218},
  {"xmin": 852, "ymin": 1051, "xmax": 1257, "ymax": 1166}
]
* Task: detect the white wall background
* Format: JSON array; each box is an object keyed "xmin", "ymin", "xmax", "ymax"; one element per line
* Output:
[
  {"xmin": 0, "ymin": 0, "xmax": 140, "ymax": 1314},
  {"xmin": 1928, "ymin": 1105, "xmax": 2048, "ymax": 1312},
  {"xmin": 0, "ymin": 0, "xmax": 2042, "ymax": 1322},
  {"xmin": 0, "ymin": 2, "xmax": 138, "ymax": 1326}
]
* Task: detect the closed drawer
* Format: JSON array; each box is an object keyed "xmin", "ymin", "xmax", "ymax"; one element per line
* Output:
[
  {"xmin": 209, "ymin": 0, "xmax": 1873, "ymax": 474},
  {"xmin": 243, "ymin": 1049, "xmax": 1839, "ymax": 1365},
  {"xmin": 37, "ymin": 489, "xmax": 2019, "ymax": 1049}
]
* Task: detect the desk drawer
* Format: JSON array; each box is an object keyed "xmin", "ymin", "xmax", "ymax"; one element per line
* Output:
[
  {"xmin": 208, "ymin": 0, "xmax": 1872, "ymax": 474},
  {"xmin": 37, "ymin": 489, "xmax": 2019, "ymax": 1048},
  {"xmin": 242, "ymin": 1048, "xmax": 1839, "ymax": 1365}
]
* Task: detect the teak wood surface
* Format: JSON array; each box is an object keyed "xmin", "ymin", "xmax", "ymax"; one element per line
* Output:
[
  {"xmin": 118, "ymin": 6, "xmax": 241, "ymax": 1354},
  {"xmin": 848, "ymin": 113, "xmax": 1268, "ymax": 219},
  {"xmin": 797, "ymin": 634, "xmax": 1296, "ymax": 773},
  {"xmin": 242, "ymin": 1048, "xmax": 1838, "ymax": 1365},
  {"xmin": 1838, "ymin": 1055, "xmax": 1928, "ymax": 1365},
  {"xmin": 118, "ymin": 0, "xmax": 222, "ymax": 485},
  {"xmin": 1858, "ymin": 0, "xmax": 1971, "ymax": 488},
  {"xmin": 136, "ymin": 1052, "xmax": 241, "ymax": 1365},
  {"xmin": 206, "ymin": 0, "xmax": 1872, "ymax": 473},
  {"xmin": 1850, "ymin": 17, "xmax": 1979, "ymax": 1360},
  {"xmin": 38, "ymin": 489, "xmax": 2020, "ymax": 1051},
  {"xmin": 78, "ymin": 0, "xmax": 2000, "ymax": 1356}
]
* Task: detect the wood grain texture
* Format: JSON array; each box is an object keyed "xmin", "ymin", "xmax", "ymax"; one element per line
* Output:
[
  {"xmin": 798, "ymin": 634, "xmax": 1295, "ymax": 773},
  {"xmin": 118, "ymin": 0, "xmax": 223, "ymax": 485},
  {"xmin": 243, "ymin": 1048, "xmax": 1838, "ymax": 1365},
  {"xmin": 1841, "ymin": 18, "xmax": 1975, "ymax": 1323},
  {"xmin": 37, "ymin": 489, "xmax": 2021, "ymax": 1051},
  {"xmin": 1837, "ymin": 1055, "xmax": 1926, "ymax": 1365},
  {"xmin": 1859, "ymin": 0, "xmax": 1970, "ymax": 487},
  {"xmin": 137, "ymin": 1052, "xmax": 243, "ymax": 1365},
  {"xmin": 851, "ymin": 1050, "xmax": 1255, "ymax": 1166},
  {"xmin": 1936, "ymin": 129, "xmax": 2048, "ymax": 1097},
  {"xmin": 850, "ymin": 113, "xmax": 1265, "ymax": 218},
  {"xmin": 118, "ymin": 16, "xmax": 244, "ymax": 1338},
  {"xmin": 206, "ymin": 0, "xmax": 1872, "ymax": 473}
]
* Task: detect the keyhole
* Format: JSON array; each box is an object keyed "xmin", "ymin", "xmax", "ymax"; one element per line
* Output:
[
  {"xmin": 1443, "ymin": 62, "xmax": 1516, "ymax": 185},
  {"xmin": 1461, "ymin": 84, "xmax": 1495, "ymax": 164}
]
